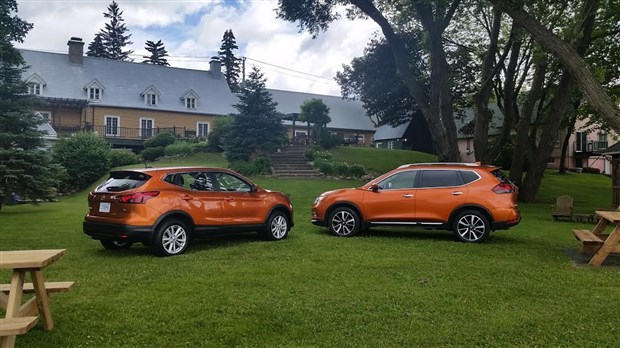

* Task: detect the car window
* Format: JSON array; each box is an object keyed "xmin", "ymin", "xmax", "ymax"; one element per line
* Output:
[
  {"xmin": 417, "ymin": 170, "xmax": 463, "ymax": 188},
  {"xmin": 377, "ymin": 170, "xmax": 417, "ymax": 190},
  {"xmin": 460, "ymin": 170, "xmax": 480, "ymax": 184},
  {"xmin": 213, "ymin": 172, "xmax": 251, "ymax": 192},
  {"xmin": 491, "ymin": 169, "xmax": 512, "ymax": 184},
  {"xmin": 96, "ymin": 171, "xmax": 151, "ymax": 192}
]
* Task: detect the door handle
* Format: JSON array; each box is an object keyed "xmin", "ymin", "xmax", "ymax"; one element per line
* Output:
[
  {"xmin": 451, "ymin": 191, "xmax": 463, "ymax": 196},
  {"xmin": 181, "ymin": 195, "xmax": 193, "ymax": 200},
  {"xmin": 402, "ymin": 194, "xmax": 414, "ymax": 198}
]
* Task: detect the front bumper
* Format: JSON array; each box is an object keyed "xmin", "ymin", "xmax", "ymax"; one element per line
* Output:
[{"xmin": 83, "ymin": 221, "xmax": 153, "ymax": 245}]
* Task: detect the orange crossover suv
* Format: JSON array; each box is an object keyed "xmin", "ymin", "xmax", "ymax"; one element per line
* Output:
[
  {"xmin": 312, "ymin": 163, "xmax": 520, "ymax": 243},
  {"xmin": 84, "ymin": 167, "xmax": 293, "ymax": 256}
]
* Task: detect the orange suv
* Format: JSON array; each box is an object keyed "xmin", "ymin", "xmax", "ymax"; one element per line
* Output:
[
  {"xmin": 311, "ymin": 163, "xmax": 520, "ymax": 243},
  {"xmin": 84, "ymin": 167, "xmax": 293, "ymax": 256}
]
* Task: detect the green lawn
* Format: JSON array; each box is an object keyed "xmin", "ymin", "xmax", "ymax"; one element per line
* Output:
[{"xmin": 1, "ymin": 151, "xmax": 618, "ymax": 347}]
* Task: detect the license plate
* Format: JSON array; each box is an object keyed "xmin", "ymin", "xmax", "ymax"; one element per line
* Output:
[{"xmin": 99, "ymin": 202, "xmax": 111, "ymax": 213}]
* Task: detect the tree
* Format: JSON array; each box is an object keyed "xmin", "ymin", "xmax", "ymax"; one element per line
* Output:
[
  {"xmin": 86, "ymin": 33, "xmax": 108, "ymax": 58},
  {"xmin": 0, "ymin": 0, "xmax": 63, "ymax": 210},
  {"xmin": 300, "ymin": 98, "xmax": 331, "ymax": 145},
  {"xmin": 277, "ymin": 0, "xmax": 462, "ymax": 162},
  {"xmin": 142, "ymin": 40, "xmax": 169, "ymax": 66},
  {"xmin": 222, "ymin": 67, "xmax": 287, "ymax": 161},
  {"xmin": 218, "ymin": 29, "xmax": 241, "ymax": 92},
  {"xmin": 91, "ymin": 1, "xmax": 134, "ymax": 61},
  {"xmin": 52, "ymin": 132, "xmax": 111, "ymax": 192}
]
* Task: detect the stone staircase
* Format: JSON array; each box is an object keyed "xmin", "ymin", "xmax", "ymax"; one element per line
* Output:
[{"xmin": 270, "ymin": 145, "xmax": 321, "ymax": 178}]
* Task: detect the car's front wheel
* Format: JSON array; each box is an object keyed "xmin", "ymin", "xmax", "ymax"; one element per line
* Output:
[
  {"xmin": 261, "ymin": 211, "xmax": 290, "ymax": 241},
  {"xmin": 453, "ymin": 210, "xmax": 490, "ymax": 243},
  {"xmin": 100, "ymin": 239, "xmax": 132, "ymax": 250},
  {"xmin": 327, "ymin": 207, "xmax": 361, "ymax": 237},
  {"xmin": 152, "ymin": 218, "xmax": 191, "ymax": 256}
]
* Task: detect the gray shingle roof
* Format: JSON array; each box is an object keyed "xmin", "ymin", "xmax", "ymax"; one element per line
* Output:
[{"xmin": 373, "ymin": 120, "xmax": 411, "ymax": 141}]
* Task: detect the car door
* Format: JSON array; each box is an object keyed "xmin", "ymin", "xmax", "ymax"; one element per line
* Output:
[
  {"xmin": 363, "ymin": 170, "xmax": 417, "ymax": 222},
  {"xmin": 166, "ymin": 171, "xmax": 223, "ymax": 227},
  {"xmin": 213, "ymin": 172, "xmax": 265, "ymax": 226},
  {"xmin": 414, "ymin": 170, "xmax": 468, "ymax": 223}
]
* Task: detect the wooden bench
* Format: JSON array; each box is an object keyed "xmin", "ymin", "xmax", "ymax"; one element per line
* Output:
[
  {"xmin": 0, "ymin": 281, "xmax": 74, "ymax": 295},
  {"xmin": 0, "ymin": 316, "xmax": 39, "ymax": 348},
  {"xmin": 573, "ymin": 229, "xmax": 604, "ymax": 253}
]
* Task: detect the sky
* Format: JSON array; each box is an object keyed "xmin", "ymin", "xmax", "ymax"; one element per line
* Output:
[{"xmin": 14, "ymin": 0, "xmax": 382, "ymax": 97}]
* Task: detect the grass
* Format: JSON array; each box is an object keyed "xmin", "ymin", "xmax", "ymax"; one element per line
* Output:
[
  {"xmin": 330, "ymin": 147, "xmax": 437, "ymax": 174},
  {"xmin": 1, "ymin": 150, "xmax": 619, "ymax": 347}
]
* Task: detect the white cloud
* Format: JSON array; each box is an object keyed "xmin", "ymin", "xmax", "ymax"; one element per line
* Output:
[{"xmin": 15, "ymin": 0, "xmax": 381, "ymax": 96}]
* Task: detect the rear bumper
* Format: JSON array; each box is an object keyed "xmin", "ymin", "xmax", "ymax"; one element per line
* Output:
[
  {"xmin": 83, "ymin": 221, "xmax": 153, "ymax": 244},
  {"xmin": 493, "ymin": 215, "xmax": 521, "ymax": 230}
]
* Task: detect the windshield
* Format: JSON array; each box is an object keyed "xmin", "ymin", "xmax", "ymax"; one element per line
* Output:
[{"xmin": 95, "ymin": 171, "xmax": 151, "ymax": 193}]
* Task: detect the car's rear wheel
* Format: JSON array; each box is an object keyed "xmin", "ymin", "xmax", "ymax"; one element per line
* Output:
[
  {"xmin": 328, "ymin": 207, "xmax": 361, "ymax": 237},
  {"xmin": 100, "ymin": 239, "xmax": 132, "ymax": 250},
  {"xmin": 152, "ymin": 218, "xmax": 191, "ymax": 256},
  {"xmin": 261, "ymin": 211, "xmax": 290, "ymax": 241},
  {"xmin": 453, "ymin": 210, "xmax": 490, "ymax": 243}
]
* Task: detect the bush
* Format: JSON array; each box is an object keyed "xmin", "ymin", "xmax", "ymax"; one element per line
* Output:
[
  {"xmin": 53, "ymin": 132, "xmax": 111, "ymax": 192},
  {"xmin": 334, "ymin": 162, "xmax": 350, "ymax": 177},
  {"xmin": 305, "ymin": 146, "xmax": 332, "ymax": 162},
  {"xmin": 165, "ymin": 142, "xmax": 194, "ymax": 157},
  {"xmin": 143, "ymin": 132, "xmax": 176, "ymax": 148},
  {"xmin": 207, "ymin": 116, "xmax": 233, "ymax": 153},
  {"xmin": 314, "ymin": 158, "xmax": 335, "ymax": 176},
  {"xmin": 229, "ymin": 161, "xmax": 258, "ymax": 176},
  {"xmin": 582, "ymin": 167, "xmax": 601, "ymax": 174},
  {"xmin": 141, "ymin": 146, "xmax": 165, "ymax": 161},
  {"xmin": 253, "ymin": 156, "xmax": 272, "ymax": 174},
  {"xmin": 190, "ymin": 141, "xmax": 210, "ymax": 153},
  {"xmin": 318, "ymin": 131, "xmax": 343, "ymax": 149},
  {"xmin": 349, "ymin": 164, "xmax": 366, "ymax": 178},
  {"xmin": 109, "ymin": 149, "xmax": 140, "ymax": 168}
]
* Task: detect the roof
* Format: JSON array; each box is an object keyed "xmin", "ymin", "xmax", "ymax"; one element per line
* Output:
[
  {"xmin": 20, "ymin": 49, "xmax": 237, "ymax": 116},
  {"xmin": 267, "ymin": 89, "xmax": 376, "ymax": 132},
  {"xmin": 454, "ymin": 104, "xmax": 504, "ymax": 139},
  {"xmin": 601, "ymin": 142, "xmax": 620, "ymax": 155},
  {"xmin": 373, "ymin": 120, "xmax": 411, "ymax": 141}
]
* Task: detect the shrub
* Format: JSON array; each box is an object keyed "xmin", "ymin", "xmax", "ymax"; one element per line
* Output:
[
  {"xmin": 253, "ymin": 156, "xmax": 272, "ymax": 174},
  {"xmin": 582, "ymin": 167, "xmax": 601, "ymax": 174},
  {"xmin": 165, "ymin": 142, "xmax": 194, "ymax": 157},
  {"xmin": 207, "ymin": 116, "xmax": 233, "ymax": 152},
  {"xmin": 314, "ymin": 158, "xmax": 335, "ymax": 176},
  {"xmin": 143, "ymin": 132, "xmax": 176, "ymax": 148},
  {"xmin": 109, "ymin": 149, "xmax": 140, "ymax": 168},
  {"xmin": 349, "ymin": 164, "xmax": 366, "ymax": 178},
  {"xmin": 190, "ymin": 141, "xmax": 210, "ymax": 153},
  {"xmin": 141, "ymin": 146, "xmax": 165, "ymax": 161},
  {"xmin": 53, "ymin": 132, "xmax": 111, "ymax": 192},
  {"xmin": 334, "ymin": 162, "xmax": 350, "ymax": 177},
  {"xmin": 318, "ymin": 131, "xmax": 343, "ymax": 149},
  {"xmin": 229, "ymin": 161, "xmax": 258, "ymax": 176}
]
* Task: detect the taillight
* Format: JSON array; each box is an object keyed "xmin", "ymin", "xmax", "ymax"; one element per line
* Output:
[
  {"xmin": 116, "ymin": 191, "xmax": 160, "ymax": 204},
  {"xmin": 492, "ymin": 183, "xmax": 515, "ymax": 194}
]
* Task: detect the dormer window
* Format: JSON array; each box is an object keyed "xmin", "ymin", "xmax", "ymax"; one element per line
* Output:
[
  {"xmin": 26, "ymin": 73, "xmax": 46, "ymax": 96},
  {"xmin": 141, "ymin": 85, "xmax": 161, "ymax": 107},
  {"xmin": 181, "ymin": 89, "xmax": 199, "ymax": 110},
  {"xmin": 84, "ymin": 79, "xmax": 104, "ymax": 102}
]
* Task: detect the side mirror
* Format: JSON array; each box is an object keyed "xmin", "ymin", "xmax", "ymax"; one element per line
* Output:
[{"xmin": 368, "ymin": 183, "xmax": 379, "ymax": 192}]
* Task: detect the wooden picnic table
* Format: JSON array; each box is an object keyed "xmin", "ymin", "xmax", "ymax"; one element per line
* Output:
[
  {"xmin": 0, "ymin": 249, "xmax": 73, "ymax": 348},
  {"xmin": 573, "ymin": 211, "xmax": 620, "ymax": 266}
]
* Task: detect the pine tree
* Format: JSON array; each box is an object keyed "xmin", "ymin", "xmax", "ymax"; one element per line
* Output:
[
  {"xmin": 86, "ymin": 33, "xmax": 108, "ymax": 58},
  {"xmin": 99, "ymin": 1, "xmax": 133, "ymax": 61},
  {"xmin": 218, "ymin": 29, "xmax": 241, "ymax": 92},
  {"xmin": 0, "ymin": 0, "xmax": 64, "ymax": 210},
  {"xmin": 222, "ymin": 67, "xmax": 286, "ymax": 161},
  {"xmin": 142, "ymin": 40, "xmax": 169, "ymax": 66}
]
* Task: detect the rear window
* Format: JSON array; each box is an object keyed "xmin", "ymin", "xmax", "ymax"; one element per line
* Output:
[
  {"xmin": 95, "ymin": 171, "xmax": 151, "ymax": 193},
  {"xmin": 460, "ymin": 170, "xmax": 480, "ymax": 184},
  {"xmin": 491, "ymin": 169, "xmax": 512, "ymax": 184}
]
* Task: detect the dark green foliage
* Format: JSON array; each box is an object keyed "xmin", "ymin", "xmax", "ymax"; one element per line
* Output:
[
  {"xmin": 207, "ymin": 116, "xmax": 233, "ymax": 152},
  {"xmin": 314, "ymin": 158, "xmax": 334, "ymax": 176},
  {"xmin": 143, "ymin": 132, "xmax": 175, "ymax": 148},
  {"xmin": 304, "ymin": 146, "xmax": 332, "ymax": 162},
  {"xmin": 190, "ymin": 141, "xmax": 209, "ymax": 153},
  {"xmin": 108, "ymin": 148, "xmax": 140, "ymax": 167},
  {"xmin": 315, "ymin": 128, "xmax": 341, "ymax": 149},
  {"xmin": 253, "ymin": 156, "xmax": 272, "ymax": 174},
  {"xmin": 86, "ymin": 33, "xmax": 107, "ymax": 58},
  {"xmin": 142, "ymin": 39, "xmax": 169, "ymax": 66},
  {"xmin": 53, "ymin": 132, "xmax": 111, "ymax": 192},
  {"xmin": 141, "ymin": 146, "xmax": 165, "ymax": 161},
  {"xmin": 334, "ymin": 162, "xmax": 350, "ymax": 177},
  {"xmin": 90, "ymin": 1, "xmax": 133, "ymax": 61},
  {"xmin": 229, "ymin": 157, "xmax": 272, "ymax": 176},
  {"xmin": 222, "ymin": 67, "xmax": 287, "ymax": 161},
  {"xmin": 300, "ymin": 98, "xmax": 333, "ymax": 145},
  {"xmin": 218, "ymin": 29, "xmax": 241, "ymax": 92},
  {"xmin": 0, "ymin": 1, "xmax": 62, "ymax": 209},
  {"xmin": 164, "ymin": 142, "xmax": 193, "ymax": 157},
  {"xmin": 349, "ymin": 164, "xmax": 366, "ymax": 178}
]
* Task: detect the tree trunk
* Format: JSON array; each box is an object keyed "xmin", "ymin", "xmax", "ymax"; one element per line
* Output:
[
  {"xmin": 559, "ymin": 113, "xmax": 577, "ymax": 174},
  {"xmin": 490, "ymin": 0, "xmax": 620, "ymax": 134}
]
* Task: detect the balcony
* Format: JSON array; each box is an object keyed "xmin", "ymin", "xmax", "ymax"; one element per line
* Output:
[
  {"xmin": 573, "ymin": 140, "xmax": 608, "ymax": 154},
  {"xmin": 52, "ymin": 124, "xmax": 197, "ymax": 146}
]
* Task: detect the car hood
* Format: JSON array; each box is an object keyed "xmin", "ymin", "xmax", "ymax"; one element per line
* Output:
[{"xmin": 321, "ymin": 187, "xmax": 360, "ymax": 197}]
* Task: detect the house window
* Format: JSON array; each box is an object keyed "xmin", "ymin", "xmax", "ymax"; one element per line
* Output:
[
  {"xmin": 140, "ymin": 118, "xmax": 154, "ymax": 138},
  {"xmin": 575, "ymin": 132, "xmax": 587, "ymax": 152},
  {"xmin": 89, "ymin": 87, "xmax": 101, "ymax": 101},
  {"xmin": 105, "ymin": 116, "xmax": 120, "ymax": 137},
  {"xmin": 28, "ymin": 83, "xmax": 42, "ymax": 95},
  {"xmin": 146, "ymin": 93, "xmax": 158, "ymax": 106},
  {"xmin": 197, "ymin": 122, "xmax": 209, "ymax": 137},
  {"xmin": 388, "ymin": 141, "xmax": 395, "ymax": 150},
  {"xmin": 375, "ymin": 142, "xmax": 381, "ymax": 148},
  {"xmin": 358, "ymin": 135, "xmax": 365, "ymax": 144},
  {"xmin": 598, "ymin": 132, "xmax": 608, "ymax": 150},
  {"xmin": 35, "ymin": 111, "xmax": 52, "ymax": 123},
  {"xmin": 186, "ymin": 97, "xmax": 196, "ymax": 109}
]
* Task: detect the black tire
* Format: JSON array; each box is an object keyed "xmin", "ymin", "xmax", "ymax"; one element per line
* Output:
[
  {"xmin": 100, "ymin": 239, "xmax": 132, "ymax": 250},
  {"xmin": 261, "ymin": 211, "xmax": 290, "ymax": 241},
  {"xmin": 327, "ymin": 207, "xmax": 361, "ymax": 237},
  {"xmin": 152, "ymin": 218, "xmax": 191, "ymax": 256},
  {"xmin": 452, "ymin": 210, "xmax": 490, "ymax": 243}
]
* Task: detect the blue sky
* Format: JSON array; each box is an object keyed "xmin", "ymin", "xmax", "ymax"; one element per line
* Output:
[{"xmin": 15, "ymin": 0, "xmax": 380, "ymax": 96}]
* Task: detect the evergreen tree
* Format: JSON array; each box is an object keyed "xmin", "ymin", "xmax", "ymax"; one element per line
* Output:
[
  {"xmin": 86, "ymin": 33, "xmax": 108, "ymax": 58},
  {"xmin": 142, "ymin": 40, "xmax": 169, "ymax": 66},
  {"xmin": 0, "ymin": 0, "xmax": 64, "ymax": 210},
  {"xmin": 99, "ymin": 1, "xmax": 133, "ymax": 61},
  {"xmin": 222, "ymin": 67, "xmax": 286, "ymax": 161},
  {"xmin": 218, "ymin": 29, "xmax": 241, "ymax": 92}
]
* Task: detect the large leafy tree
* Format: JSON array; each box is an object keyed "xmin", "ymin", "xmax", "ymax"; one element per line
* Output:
[
  {"xmin": 300, "ymin": 98, "xmax": 331, "ymax": 144},
  {"xmin": 142, "ymin": 40, "xmax": 169, "ymax": 66},
  {"xmin": 222, "ymin": 67, "xmax": 287, "ymax": 161},
  {"xmin": 89, "ymin": 1, "xmax": 134, "ymax": 61},
  {"xmin": 0, "ymin": 0, "xmax": 63, "ymax": 210},
  {"xmin": 218, "ymin": 29, "xmax": 242, "ymax": 92}
]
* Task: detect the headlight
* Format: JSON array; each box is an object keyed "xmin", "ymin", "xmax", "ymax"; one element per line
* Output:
[{"xmin": 313, "ymin": 196, "xmax": 325, "ymax": 205}]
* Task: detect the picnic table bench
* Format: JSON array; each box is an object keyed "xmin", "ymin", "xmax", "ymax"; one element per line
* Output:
[{"xmin": 573, "ymin": 211, "xmax": 620, "ymax": 266}]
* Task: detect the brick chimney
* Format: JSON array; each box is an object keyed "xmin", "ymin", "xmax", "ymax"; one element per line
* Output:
[
  {"xmin": 67, "ymin": 37, "xmax": 84, "ymax": 65},
  {"xmin": 209, "ymin": 56, "xmax": 221, "ymax": 79}
]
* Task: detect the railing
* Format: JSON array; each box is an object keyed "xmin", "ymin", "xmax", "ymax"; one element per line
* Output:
[
  {"xmin": 574, "ymin": 140, "xmax": 608, "ymax": 153},
  {"xmin": 51, "ymin": 124, "xmax": 196, "ymax": 140}
]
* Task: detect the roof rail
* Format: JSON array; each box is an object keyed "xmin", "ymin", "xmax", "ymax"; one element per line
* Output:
[{"xmin": 397, "ymin": 162, "xmax": 481, "ymax": 169}]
